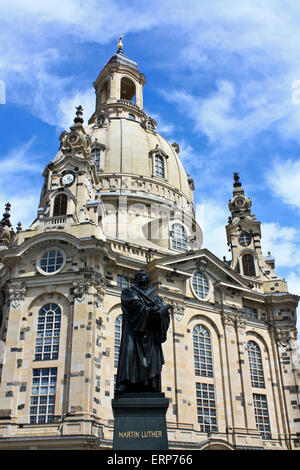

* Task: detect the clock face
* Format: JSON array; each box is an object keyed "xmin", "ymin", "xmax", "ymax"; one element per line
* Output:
[
  {"xmin": 69, "ymin": 134, "xmax": 78, "ymax": 144},
  {"xmin": 235, "ymin": 197, "xmax": 245, "ymax": 207},
  {"xmin": 62, "ymin": 173, "xmax": 75, "ymax": 186},
  {"xmin": 239, "ymin": 231, "xmax": 252, "ymax": 247}
]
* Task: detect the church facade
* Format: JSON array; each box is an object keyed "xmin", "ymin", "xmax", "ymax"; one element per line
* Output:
[{"xmin": 0, "ymin": 42, "xmax": 300, "ymax": 450}]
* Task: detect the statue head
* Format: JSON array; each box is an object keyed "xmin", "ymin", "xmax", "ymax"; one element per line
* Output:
[{"xmin": 134, "ymin": 270, "xmax": 150, "ymax": 289}]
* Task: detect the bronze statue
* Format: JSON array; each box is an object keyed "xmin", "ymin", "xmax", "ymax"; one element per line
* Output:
[{"xmin": 116, "ymin": 270, "xmax": 171, "ymax": 393}]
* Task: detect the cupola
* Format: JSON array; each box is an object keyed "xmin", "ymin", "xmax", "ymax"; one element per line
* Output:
[{"xmin": 90, "ymin": 36, "xmax": 146, "ymax": 125}]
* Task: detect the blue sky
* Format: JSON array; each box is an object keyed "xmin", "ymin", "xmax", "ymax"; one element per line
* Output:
[{"xmin": 1, "ymin": 0, "xmax": 300, "ymax": 305}]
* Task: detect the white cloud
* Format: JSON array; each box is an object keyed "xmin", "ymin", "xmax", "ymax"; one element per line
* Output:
[
  {"xmin": 286, "ymin": 272, "xmax": 300, "ymax": 297},
  {"xmin": 144, "ymin": 110, "xmax": 175, "ymax": 137},
  {"xmin": 261, "ymin": 222, "xmax": 300, "ymax": 269},
  {"xmin": 1, "ymin": 0, "xmax": 300, "ymax": 143},
  {"xmin": 196, "ymin": 199, "xmax": 228, "ymax": 260},
  {"xmin": 57, "ymin": 88, "xmax": 95, "ymax": 130},
  {"xmin": 0, "ymin": 138, "xmax": 43, "ymax": 229},
  {"xmin": 0, "ymin": 137, "xmax": 41, "ymax": 175},
  {"xmin": 0, "ymin": 193, "xmax": 40, "ymax": 230},
  {"xmin": 267, "ymin": 159, "xmax": 300, "ymax": 210},
  {"xmin": 161, "ymin": 81, "xmax": 239, "ymax": 146},
  {"xmin": 178, "ymin": 140, "xmax": 205, "ymax": 170}
]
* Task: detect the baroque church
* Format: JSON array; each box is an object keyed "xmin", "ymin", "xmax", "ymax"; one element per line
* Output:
[{"xmin": 0, "ymin": 39, "xmax": 299, "ymax": 450}]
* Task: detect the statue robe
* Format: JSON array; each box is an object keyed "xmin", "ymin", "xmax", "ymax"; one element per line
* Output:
[{"xmin": 116, "ymin": 284, "xmax": 170, "ymax": 389}]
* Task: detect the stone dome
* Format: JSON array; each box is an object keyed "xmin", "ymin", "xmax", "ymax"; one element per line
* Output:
[
  {"xmin": 52, "ymin": 48, "xmax": 201, "ymax": 252},
  {"xmin": 84, "ymin": 118, "xmax": 193, "ymax": 206}
]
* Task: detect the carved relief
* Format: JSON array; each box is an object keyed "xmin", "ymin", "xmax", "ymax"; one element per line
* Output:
[
  {"xmin": 71, "ymin": 272, "xmax": 106, "ymax": 305},
  {"xmin": 71, "ymin": 279, "xmax": 89, "ymax": 302},
  {"xmin": 8, "ymin": 282, "xmax": 27, "ymax": 309},
  {"xmin": 235, "ymin": 313, "xmax": 246, "ymax": 332},
  {"xmin": 222, "ymin": 309, "xmax": 246, "ymax": 333},
  {"xmin": 221, "ymin": 310, "xmax": 235, "ymax": 326},
  {"xmin": 275, "ymin": 327, "xmax": 297, "ymax": 347},
  {"xmin": 162, "ymin": 297, "xmax": 185, "ymax": 321}
]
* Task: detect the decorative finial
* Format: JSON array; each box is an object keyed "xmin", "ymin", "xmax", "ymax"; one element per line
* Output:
[
  {"xmin": 233, "ymin": 172, "xmax": 242, "ymax": 188},
  {"xmin": 117, "ymin": 35, "xmax": 123, "ymax": 54},
  {"xmin": 73, "ymin": 105, "xmax": 84, "ymax": 124},
  {"xmin": 16, "ymin": 221, "xmax": 22, "ymax": 233},
  {"xmin": 1, "ymin": 202, "xmax": 12, "ymax": 228}
]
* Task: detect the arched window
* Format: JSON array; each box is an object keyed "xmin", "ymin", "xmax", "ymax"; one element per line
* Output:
[
  {"xmin": 35, "ymin": 304, "xmax": 61, "ymax": 361},
  {"xmin": 91, "ymin": 147, "xmax": 101, "ymax": 171},
  {"xmin": 120, "ymin": 77, "xmax": 136, "ymax": 102},
  {"xmin": 100, "ymin": 81, "xmax": 108, "ymax": 104},
  {"xmin": 193, "ymin": 324, "xmax": 213, "ymax": 377},
  {"xmin": 247, "ymin": 340, "xmax": 265, "ymax": 388},
  {"xmin": 171, "ymin": 223, "xmax": 187, "ymax": 251},
  {"xmin": 242, "ymin": 253, "xmax": 256, "ymax": 277},
  {"xmin": 154, "ymin": 154, "xmax": 165, "ymax": 178},
  {"xmin": 53, "ymin": 194, "xmax": 68, "ymax": 217},
  {"xmin": 114, "ymin": 314, "xmax": 122, "ymax": 368}
]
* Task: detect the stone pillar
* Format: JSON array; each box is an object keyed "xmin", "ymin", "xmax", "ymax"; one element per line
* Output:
[
  {"xmin": 65, "ymin": 274, "xmax": 106, "ymax": 434},
  {"xmin": 234, "ymin": 315, "xmax": 259, "ymax": 436},
  {"xmin": 0, "ymin": 283, "xmax": 27, "ymax": 429},
  {"xmin": 221, "ymin": 310, "xmax": 246, "ymax": 433}
]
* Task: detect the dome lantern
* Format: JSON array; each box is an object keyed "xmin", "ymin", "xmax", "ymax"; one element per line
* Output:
[{"xmin": 91, "ymin": 37, "xmax": 146, "ymax": 122}]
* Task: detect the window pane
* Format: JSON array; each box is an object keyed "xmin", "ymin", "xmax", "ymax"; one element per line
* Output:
[
  {"xmin": 196, "ymin": 383, "xmax": 218, "ymax": 433},
  {"xmin": 154, "ymin": 155, "xmax": 165, "ymax": 178},
  {"xmin": 91, "ymin": 148, "xmax": 101, "ymax": 171},
  {"xmin": 171, "ymin": 223, "xmax": 187, "ymax": 251},
  {"xmin": 30, "ymin": 368, "xmax": 57, "ymax": 425},
  {"xmin": 114, "ymin": 314, "xmax": 123, "ymax": 369},
  {"xmin": 253, "ymin": 394, "xmax": 271, "ymax": 439},
  {"xmin": 35, "ymin": 304, "xmax": 61, "ymax": 361},
  {"xmin": 193, "ymin": 325, "xmax": 213, "ymax": 377},
  {"xmin": 192, "ymin": 272, "xmax": 210, "ymax": 299},
  {"xmin": 247, "ymin": 341, "xmax": 265, "ymax": 388},
  {"xmin": 39, "ymin": 250, "xmax": 64, "ymax": 273}
]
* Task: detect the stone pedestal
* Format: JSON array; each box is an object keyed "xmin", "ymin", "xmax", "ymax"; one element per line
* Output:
[{"xmin": 112, "ymin": 392, "xmax": 169, "ymax": 450}]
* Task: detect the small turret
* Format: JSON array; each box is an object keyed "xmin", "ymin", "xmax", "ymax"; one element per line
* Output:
[{"xmin": 228, "ymin": 172, "xmax": 253, "ymax": 220}]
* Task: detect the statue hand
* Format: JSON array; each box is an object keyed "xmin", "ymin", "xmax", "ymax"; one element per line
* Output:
[{"xmin": 150, "ymin": 306, "xmax": 161, "ymax": 322}]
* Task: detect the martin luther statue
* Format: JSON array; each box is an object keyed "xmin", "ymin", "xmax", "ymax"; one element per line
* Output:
[{"xmin": 116, "ymin": 270, "xmax": 171, "ymax": 393}]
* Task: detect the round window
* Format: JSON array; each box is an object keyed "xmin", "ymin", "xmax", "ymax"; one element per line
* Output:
[
  {"xmin": 37, "ymin": 248, "xmax": 65, "ymax": 275},
  {"xmin": 191, "ymin": 272, "xmax": 210, "ymax": 299}
]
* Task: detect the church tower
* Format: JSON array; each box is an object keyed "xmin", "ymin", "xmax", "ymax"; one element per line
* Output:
[
  {"xmin": 226, "ymin": 172, "xmax": 288, "ymax": 294},
  {"xmin": 0, "ymin": 41, "xmax": 299, "ymax": 450}
]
